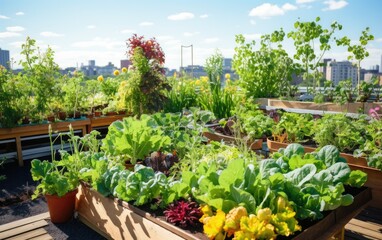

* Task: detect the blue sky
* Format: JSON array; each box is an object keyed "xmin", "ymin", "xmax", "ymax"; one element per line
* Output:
[{"xmin": 0, "ymin": 0, "xmax": 381, "ymax": 70}]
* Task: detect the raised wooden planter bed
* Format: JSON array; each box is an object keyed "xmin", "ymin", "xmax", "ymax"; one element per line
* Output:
[
  {"xmin": 76, "ymin": 184, "xmax": 370, "ymax": 240},
  {"xmin": 76, "ymin": 184, "xmax": 204, "ymax": 240},
  {"xmin": 203, "ymin": 131, "xmax": 263, "ymax": 150},
  {"xmin": 87, "ymin": 114, "xmax": 126, "ymax": 132},
  {"xmin": 0, "ymin": 119, "xmax": 90, "ymax": 166},
  {"xmin": 267, "ymin": 138, "xmax": 382, "ymax": 208},
  {"xmin": 268, "ymin": 99, "xmax": 365, "ymax": 113}
]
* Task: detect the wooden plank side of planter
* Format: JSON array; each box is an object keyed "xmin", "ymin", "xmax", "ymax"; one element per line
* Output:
[
  {"xmin": 76, "ymin": 185, "xmax": 200, "ymax": 240},
  {"xmin": 268, "ymin": 99, "xmax": 365, "ymax": 113}
]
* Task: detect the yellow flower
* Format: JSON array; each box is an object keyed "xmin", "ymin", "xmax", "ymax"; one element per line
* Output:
[
  {"xmin": 203, "ymin": 209, "xmax": 226, "ymax": 240},
  {"xmin": 122, "ymin": 67, "xmax": 128, "ymax": 73},
  {"xmin": 120, "ymin": 80, "xmax": 127, "ymax": 87},
  {"xmin": 201, "ymin": 76, "xmax": 208, "ymax": 83},
  {"xmin": 224, "ymin": 206, "xmax": 248, "ymax": 237},
  {"xmin": 114, "ymin": 70, "xmax": 120, "ymax": 76},
  {"xmin": 173, "ymin": 72, "xmax": 177, "ymax": 78},
  {"xmin": 195, "ymin": 79, "xmax": 201, "ymax": 85},
  {"xmin": 97, "ymin": 75, "xmax": 104, "ymax": 82},
  {"xmin": 257, "ymin": 208, "xmax": 272, "ymax": 222},
  {"xmin": 200, "ymin": 205, "xmax": 214, "ymax": 224},
  {"xmin": 225, "ymin": 73, "xmax": 231, "ymax": 79}
]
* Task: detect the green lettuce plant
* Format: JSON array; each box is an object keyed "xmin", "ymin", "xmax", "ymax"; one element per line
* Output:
[{"xmin": 101, "ymin": 115, "xmax": 171, "ymax": 164}]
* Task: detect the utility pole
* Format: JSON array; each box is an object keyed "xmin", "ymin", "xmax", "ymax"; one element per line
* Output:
[{"xmin": 181, "ymin": 44, "xmax": 193, "ymax": 79}]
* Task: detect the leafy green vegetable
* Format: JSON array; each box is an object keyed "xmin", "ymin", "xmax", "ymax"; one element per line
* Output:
[{"xmin": 102, "ymin": 115, "xmax": 171, "ymax": 164}]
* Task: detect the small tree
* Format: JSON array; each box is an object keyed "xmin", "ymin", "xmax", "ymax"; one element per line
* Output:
[
  {"xmin": 287, "ymin": 17, "xmax": 342, "ymax": 95},
  {"xmin": 336, "ymin": 27, "xmax": 374, "ymax": 95}
]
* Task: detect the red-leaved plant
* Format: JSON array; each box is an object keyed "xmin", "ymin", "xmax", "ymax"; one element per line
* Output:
[
  {"xmin": 126, "ymin": 34, "xmax": 165, "ymax": 65},
  {"xmin": 163, "ymin": 200, "xmax": 202, "ymax": 228}
]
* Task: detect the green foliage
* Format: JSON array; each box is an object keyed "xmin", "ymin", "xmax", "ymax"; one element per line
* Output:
[
  {"xmin": 272, "ymin": 112, "xmax": 314, "ymax": 143},
  {"xmin": 62, "ymin": 73, "xmax": 86, "ymax": 114},
  {"xmin": 199, "ymin": 50, "xmax": 235, "ymax": 119},
  {"xmin": 114, "ymin": 164, "xmax": 173, "ymax": 207},
  {"xmin": 288, "ymin": 17, "xmax": 342, "ymax": 94},
  {"xmin": 163, "ymin": 76, "xmax": 198, "ymax": 113},
  {"xmin": 313, "ymin": 114, "xmax": 366, "ymax": 152},
  {"xmin": 336, "ymin": 27, "xmax": 374, "ymax": 94},
  {"xmin": 102, "ymin": 115, "xmax": 171, "ymax": 164},
  {"xmin": 333, "ymin": 80, "xmax": 355, "ymax": 104},
  {"xmin": 233, "ymin": 29, "xmax": 300, "ymax": 98},
  {"xmin": 0, "ymin": 67, "xmax": 23, "ymax": 127},
  {"xmin": 357, "ymin": 119, "xmax": 382, "ymax": 170},
  {"xmin": 123, "ymin": 47, "xmax": 170, "ymax": 116},
  {"xmin": 19, "ymin": 37, "xmax": 60, "ymax": 120}
]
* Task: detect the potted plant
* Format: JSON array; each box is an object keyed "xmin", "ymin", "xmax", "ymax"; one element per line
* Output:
[{"xmin": 30, "ymin": 125, "xmax": 81, "ymax": 223}]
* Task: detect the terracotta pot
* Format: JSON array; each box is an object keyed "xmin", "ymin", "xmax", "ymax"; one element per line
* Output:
[
  {"xmin": 68, "ymin": 111, "xmax": 81, "ymax": 119},
  {"xmin": 86, "ymin": 113, "xmax": 94, "ymax": 119},
  {"xmin": 58, "ymin": 112, "xmax": 66, "ymax": 121},
  {"xmin": 94, "ymin": 111, "xmax": 102, "ymax": 117},
  {"xmin": 46, "ymin": 115, "xmax": 55, "ymax": 123},
  {"xmin": 45, "ymin": 188, "xmax": 78, "ymax": 223},
  {"xmin": 105, "ymin": 111, "xmax": 117, "ymax": 116}
]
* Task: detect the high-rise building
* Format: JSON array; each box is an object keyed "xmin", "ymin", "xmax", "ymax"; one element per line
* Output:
[
  {"xmin": 223, "ymin": 58, "xmax": 232, "ymax": 71},
  {"xmin": 321, "ymin": 58, "xmax": 332, "ymax": 80},
  {"xmin": 88, "ymin": 60, "xmax": 95, "ymax": 68},
  {"xmin": 326, "ymin": 60, "xmax": 358, "ymax": 87},
  {"xmin": 120, "ymin": 59, "xmax": 131, "ymax": 69},
  {"xmin": 0, "ymin": 48, "xmax": 10, "ymax": 69},
  {"xmin": 380, "ymin": 55, "xmax": 382, "ymax": 73}
]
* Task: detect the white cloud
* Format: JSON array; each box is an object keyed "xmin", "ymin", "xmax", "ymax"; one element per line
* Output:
[
  {"xmin": 296, "ymin": 0, "xmax": 316, "ymax": 4},
  {"xmin": 282, "ymin": 3, "xmax": 298, "ymax": 11},
  {"xmin": 243, "ymin": 33, "xmax": 262, "ymax": 40},
  {"xmin": 40, "ymin": 31, "xmax": 64, "ymax": 37},
  {"xmin": 249, "ymin": 3, "xmax": 297, "ymax": 19},
  {"xmin": 87, "ymin": 25, "xmax": 96, "ymax": 29},
  {"xmin": 0, "ymin": 15, "xmax": 9, "ymax": 19},
  {"xmin": 204, "ymin": 37, "xmax": 219, "ymax": 43},
  {"xmin": 6, "ymin": 26, "xmax": 25, "ymax": 32},
  {"xmin": 200, "ymin": 14, "xmax": 208, "ymax": 19},
  {"xmin": 168, "ymin": 12, "xmax": 194, "ymax": 21},
  {"xmin": 139, "ymin": 21, "xmax": 153, "ymax": 26},
  {"xmin": 376, "ymin": 38, "xmax": 382, "ymax": 42},
  {"xmin": 121, "ymin": 29, "xmax": 135, "ymax": 34},
  {"xmin": 156, "ymin": 36, "xmax": 173, "ymax": 41},
  {"xmin": 184, "ymin": 31, "xmax": 200, "ymax": 37},
  {"xmin": 164, "ymin": 39, "xmax": 181, "ymax": 46},
  {"xmin": 250, "ymin": 20, "xmax": 256, "ymax": 25},
  {"xmin": 15, "ymin": 12, "xmax": 24, "ymax": 16},
  {"xmin": 71, "ymin": 37, "xmax": 123, "ymax": 49},
  {"xmin": 0, "ymin": 32, "xmax": 21, "ymax": 38},
  {"xmin": 9, "ymin": 41, "xmax": 24, "ymax": 48},
  {"xmin": 323, "ymin": 0, "xmax": 348, "ymax": 11}
]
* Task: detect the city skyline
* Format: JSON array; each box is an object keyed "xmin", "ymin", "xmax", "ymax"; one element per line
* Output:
[{"xmin": 1, "ymin": 0, "xmax": 382, "ymax": 70}]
